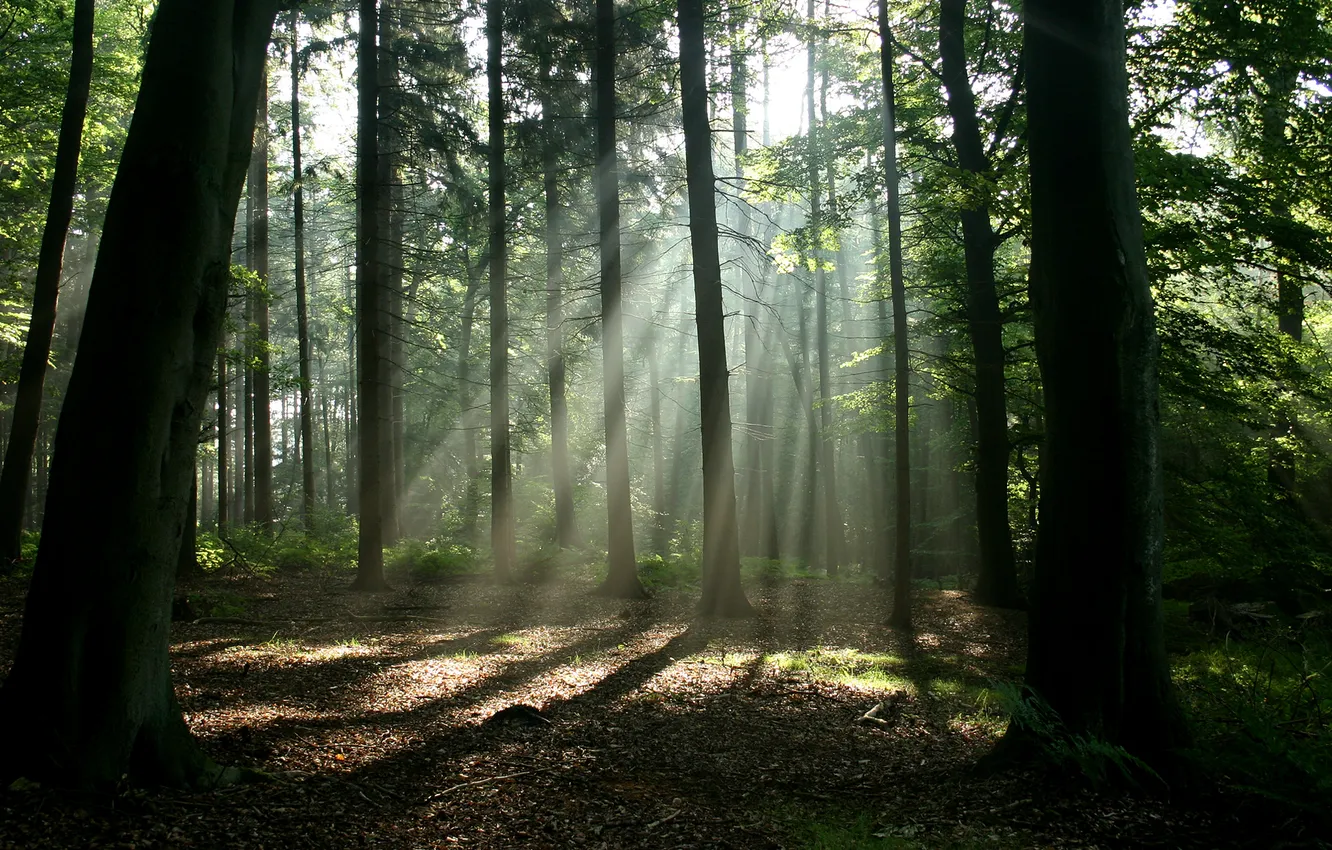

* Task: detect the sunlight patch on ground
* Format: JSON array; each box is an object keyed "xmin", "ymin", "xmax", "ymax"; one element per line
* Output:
[{"xmin": 765, "ymin": 648, "xmax": 912, "ymax": 693}]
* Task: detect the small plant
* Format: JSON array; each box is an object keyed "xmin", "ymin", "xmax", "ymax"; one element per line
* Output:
[{"xmin": 995, "ymin": 682, "xmax": 1163, "ymax": 789}]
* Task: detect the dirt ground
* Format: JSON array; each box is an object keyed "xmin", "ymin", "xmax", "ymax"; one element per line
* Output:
[{"xmin": 0, "ymin": 567, "xmax": 1303, "ymax": 848}]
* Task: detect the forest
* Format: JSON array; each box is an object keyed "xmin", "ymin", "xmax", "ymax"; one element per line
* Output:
[{"xmin": 0, "ymin": 0, "xmax": 1329, "ymax": 846}]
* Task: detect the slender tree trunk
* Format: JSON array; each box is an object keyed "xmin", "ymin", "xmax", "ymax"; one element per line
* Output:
[
  {"xmin": 488, "ymin": 0, "xmax": 515, "ymax": 581},
  {"xmin": 939, "ymin": 0, "xmax": 1021, "ymax": 608},
  {"xmin": 0, "ymin": 0, "xmax": 278, "ymax": 788},
  {"xmin": 649, "ymin": 332, "xmax": 668, "ymax": 554},
  {"xmin": 458, "ymin": 258, "xmax": 481, "ymax": 541},
  {"xmin": 541, "ymin": 44, "xmax": 576, "ymax": 549},
  {"xmin": 0, "ymin": 0, "xmax": 94, "ymax": 565},
  {"xmin": 352, "ymin": 0, "xmax": 388, "ymax": 591},
  {"xmin": 251, "ymin": 68, "xmax": 273, "ymax": 533},
  {"xmin": 177, "ymin": 470, "xmax": 199, "ymax": 578},
  {"xmin": 1012, "ymin": 0, "xmax": 1190, "ymax": 775},
  {"xmin": 680, "ymin": 0, "xmax": 753, "ymax": 617},
  {"xmin": 878, "ymin": 0, "xmax": 912, "ymax": 630},
  {"xmin": 733, "ymin": 7, "xmax": 761, "ymax": 558},
  {"xmin": 290, "ymin": 11, "xmax": 316, "ymax": 531},
  {"xmin": 242, "ymin": 286, "xmax": 254, "ymax": 524},
  {"xmin": 595, "ymin": 0, "xmax": 644, "ymax": 598},
  {"xmin": 217, "ymin": 342, "xmax": 229, "ymax": 532},
  {"xmin": 319, "ymin": 354, "xmax": 334, "ymax": 511}
]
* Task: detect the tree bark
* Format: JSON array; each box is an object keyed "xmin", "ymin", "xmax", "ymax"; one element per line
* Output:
[
  {"xmin": 353, "ymin": 0, "xmax": 388, "ymax": 591},
  {"xmin": 1015, "ymin": 0, "xmax": 1190, "ymax": 774},
  {"xmin": 457, "ymin": 257, "xmax": 482, "ymax": 542},
  {"xmin": 379, "ymin": 2, "xmax": 403, "ymax": 545},
  {"xmin": 594, "ymin": 0, "xmax": 645, "ymax": 598},
  {"xmin": 250, "ymin": 67, "xmax": 273, "ymax": 533},
  {"xmin": 0, "ymin": 0, "xmax": 278, "ymax": 789},
  {"xmin": 488, "ymin": 0, "xmax": 515, "ymax": 582},
  {"xmin": 541, "ymin": 40, "xmax": 576, "ymax": 550},
  {"xmin": 0, "ymin": 0, "xmax": 94, "ymax": 565},
  {"xmin": 291, "ymin": 10, "xmax": 316, "ymax": 531},
  {"xmin": 680, "ymin": 0, "xmax": 753, "ymax": 617},
  {"xmin": 939, "ymin": 0, "xmax": 1022, "ymax": 608},
  {"xmin": 878, "ymin": 0, "xmax": 912, "ymax": 630}
]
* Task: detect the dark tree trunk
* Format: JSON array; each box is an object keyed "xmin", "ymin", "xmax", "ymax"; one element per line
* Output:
[
  {"xmin": 680, "ymin": 0, "xmax": 753, "ymax": 617},
  {"xmin": 1014, "ymin": 0, "xmax": 1190, "ymax": 774},
  {"xmin": 178, "ymin": 470, "xmax": 200, "ymax": 578},
  {"xmin": 878, "ymin": 0, "xmax": 912, "ymax": 630},
  {"xmin": 378, "ymin": 2, "xmax": 402, "ymax": 545},
  {"xmin": 594, "ymin": 0, "xmax": 645, "ymax": 599},
  {"xmin": 488, "ymin": 0, "xmax": 515, "ymax": 582},
  {"xmin": 733, "ymin": 7, "xmax": 761, "ymax": 558},
  {"xmin": 0, "ymin": 0, "xmax": 94, "ymax": 565},
  {"xmin": 320, "ymin": 354, "xmax": 335, "ymax": 510},
  {"xmin": 250, "ymin": 70, "xmax": 273, "ymax": 533},
  {"xmin": 541, "ymin": 43, "xmax": 576, "ymax": 549},
  {"xmin": 939, "ymin": 0, "xmax": 1022, "ymax": 608},
  {"xmin": 0, "ymin": 0, "xmax": 278, "ymax": 789},
  {"xmin": 352, "ymin": 0, "xmax": 388, "ymax": 591},
  {"xmin": 291, "ymin": 11, "xmax": 316, "ymax": 531},
  {"xmin": 649, "ymin": 332, "xmax": 668, "ymax": 554},
  {"xmin": 217, "ymin": 341, "xmax": 229, "ymax": 532}
]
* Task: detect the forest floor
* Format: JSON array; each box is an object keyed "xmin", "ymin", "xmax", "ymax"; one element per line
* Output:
[{"xmin": 0, "ymin": 564, "xmax": 1317, "ymax": 849}]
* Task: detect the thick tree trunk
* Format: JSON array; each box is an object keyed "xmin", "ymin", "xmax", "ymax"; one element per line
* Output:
[
  {"xmin": 878, "ymin": 0, "xmax": 912, "ymax": 630},
  {"xmin": 1015, "ymin": 0, "xmax": 1190, "ymax": 774},
  {"xmin": 680, "ymin": 0, "xmax": 753, "ymax": 618},
  {"xmin": 488, "ymin": 0, "xmax": 515, "ymax": 582},
  {"xmin": 353, "ymin": 0, "xmax": 388, "ymax": 591},
  {"xmin": 0, "ymin": 0, "xmax": 278, "ymax": 789},
  {"xmin": 250, "ymin": 71, "xmax": 273, "ymax": 533},
  {"xmin": 939, "ymin": 0, "xmax": 1022, "ymax": 608},
  {"xmin": 0, "ymin": 0, "xmax": 94, "ymax": 565},
  {"xmin": 291, "ymin": 11, "xmax": 316, "ymax": 531},
  {"xmin": 541, "ymin": 45, "xmax": 576, "ymax": 550},
  {"xmin": 594, "ymin": 0, "xmax": 645, "ymax": 598}
]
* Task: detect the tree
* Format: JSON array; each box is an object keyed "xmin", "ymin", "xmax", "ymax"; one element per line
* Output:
[
  {"xmin": 0, "ymin": 0, "xmax": 94, "ymax": 566},
  {"xmin": 488, "ymin": 0, "xmax": 516, "ymax": 582},
  {"xmin": 0, "ymin": 0, "xmax": 279, "ymax": 788},
  {"xmin": 250, "ymin": 65, "xmax": 274, "ymax": 533},
  {"xmin": 291, "ymin": 9, "xmax": 316, "ymax": 530},
  {"xmin": 594, "ymin": 0, "xmax": 645, "ymax": 599},
  {"xmin": 1013, "ymin": 0, "xmax": 1190, "ymax": 772},
  {"xmin": 878, "ymin": 0, "xmax": 912, "ymax": 630},
  {"xmin": 679, "ymin": 0, "xmax": 753, "ymax": 618},
  {"xmin": 353, "ymin": 0, "xmax": 389, "ymax": 592},
  {"xmin": 938, "ymin": 0, "xmax": 1022, "ymax": 609}
]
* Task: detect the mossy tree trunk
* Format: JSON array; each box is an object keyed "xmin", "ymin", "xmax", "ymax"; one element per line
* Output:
[{"xmin": 0, "ymin": 0, "xmax": 278, "ymax": 789}]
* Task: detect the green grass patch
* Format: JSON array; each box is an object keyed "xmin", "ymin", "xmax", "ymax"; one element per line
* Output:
[{"xmin": 766, "ymin": 648, "xmax": 910, "ymax": 691}]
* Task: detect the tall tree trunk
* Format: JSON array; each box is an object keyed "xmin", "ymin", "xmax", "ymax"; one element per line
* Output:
[
  {"xmin": 649, "ymin": 331, "xmax": 668, "ymax": 554},
  {"xmin": 1014, "ymin": 0, "xmax": 1190, "ymax": 774},
  {"xmin": 733, "ymin": 6, "xmax": 761, "ymax": 558},
  {"xmin": 680, "ymin": 0, "xmax": 753, "ymax": 617},
  {"xmin": 488, "ymin": 0, "xmax": 515, "ymax": 582},
  {"xmin": 457, "ymin": 257, "xmax": 481, "ymax": 542},
  {"xmin": 595, "ymin": 0, "xmax": 644, "ymax": 598},
  {"xmin": 251, "ymin": 67, "xmax": 273, "ymax": 533},
  {"xmin": 319, "ymin": 354, "xmax": 334, "ymax": 510},
  {"xmin": 0, "ymin": 0, "xmax": 278, "ymax": 788},
  {"xmin": 376, "ymin": 2, "xmax": 402, "ymax": 545},
  {"xmin": 217, "ymin": 342, "xmax": 229, "ymax": 532},
  {"xmin": 878, "ymin": 0, "xmax": 912, "ymax": 630},
  {"xmin": 0, "ymin": 0, "xmax": 94, "ymax": 565},
  {"xmin": 352, "ymin": 0, "xmax": 388, "ymax": 591},
  {"xmin": 541, "ymin": 42, "xmax": 576, "ymax": 549},
  {"xmin": 939, "ymin": 0, "xmax": 1021, "ymax": 608},
  {"xmin": 291, "ymin": 11, "xmax": 316, "ymax": 531}
]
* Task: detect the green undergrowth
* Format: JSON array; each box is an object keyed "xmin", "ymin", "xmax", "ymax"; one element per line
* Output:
[
  {"xmin": 385, "ymin": 538, "xmax": 482, "ymax": 583},
  {"xmin": 1168, "ymin": 606, "xmax": 1332, "ymax": 823}
]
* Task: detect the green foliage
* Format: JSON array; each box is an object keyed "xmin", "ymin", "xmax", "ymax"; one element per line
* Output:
[
  {"xmin": 1174, "ymin": 615, "xmax": 1332, "ymax": 821},
  {"xmin": 995, "ymin": 683, "xmax": 1164, "ymax": 790},
  {"xmin": 385, "ymin": 538, "xmax": 479, "ymax": 582},
  {"xmin": 636, "ymin": 551, "xmax": 700, "ymax": 590}
]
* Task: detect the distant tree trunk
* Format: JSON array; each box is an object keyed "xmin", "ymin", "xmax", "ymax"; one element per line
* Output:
[
  {"xmin": 217, "ymin": 343, "xmax": 229, "ymax": 532},
  {"xmin": 1013, "ymin": 0, "xmax": 1190, "ymax": 774},
  {"xmin": 806, "ymin": 0, "xmax": 844, "ymax": 576},
  {"xmin": 178, "ymin": 469, "xmax": 200, "ymax": 578},
  {"xmin": 680, "ymin": 0, "xmax": 753, "ymax": 617},
  {"xmin": 758, "ymin": 41, "xmax": 780, "ymax": 562},
  {"xmin": 878, "ymin": 0, "xmax": 912, "ymax": 630},
  {"xmin": 345, "ymin": 264, "xmax": 359, "ymax": 515},
  {"xmin": 649, "ymin": 332, "xmax": 668, "ymax": 554},
  {"xmin": 488, "ymin": 0, "xmax": 515, "ymax": 582},
  {"xmin": 352, "ymin": 0, "xmax": 388, "ymax": 591},
  {"xmin": 732, "ymin": 7, "xmax": 760, "ymax": 558},
  {"xmin": 319, "ymin": 354, "xmax": 334, "ymax": 510},
  {"xmin": 290, "ymin": 11, "xmax": 316, "ymax": 531},
  {"xmin": 250, "ymin": 67, "xmax": 273, "ymax": 533},
  {"xmin": 939, "ymin": 0, "xmax": 1021, "ymax": 608},
  {"xmin": 0, "ymin": 0, "xmax": 278, "ymax": 788},
  {"xmin": 457, "ymin": 257, "xmax": 482, "ymax": 541},
  {"xmin": 0, "ymin": 0, "xmax": 94, "ymax": 566},
  {"xmin": 541, "ymin": 43, "xmax": 576, "ymax": 549},
  {"xmin": 595, "ymin": 0, "xmax": 644, "ymax": 598}
]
